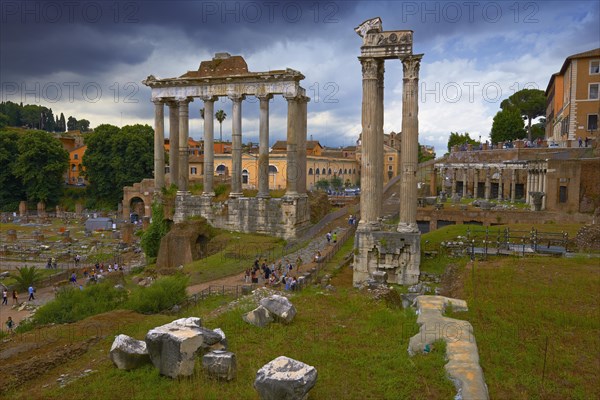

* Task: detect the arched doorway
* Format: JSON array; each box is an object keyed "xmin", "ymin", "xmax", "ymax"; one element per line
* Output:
[{"xmin": 129, "ymin": 197, "xmax": 145, "ymax": 219}]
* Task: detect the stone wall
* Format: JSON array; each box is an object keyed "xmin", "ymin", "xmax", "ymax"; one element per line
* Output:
[
  {"xmin": 173, "ymin": 194, "xmax": 310, "ymax": 240},
  {"xmin": 446, "ymin": 147, "xmax": 592, "ymax": 164}
]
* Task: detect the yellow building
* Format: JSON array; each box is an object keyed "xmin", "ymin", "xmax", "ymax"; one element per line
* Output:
[
  {"xmin": 545, "ymin": 48, "xmax": 600, "ymax": 142},
  {"xmin": 67, "ymin": 145, "xmax": 87, "ymax": 185}
]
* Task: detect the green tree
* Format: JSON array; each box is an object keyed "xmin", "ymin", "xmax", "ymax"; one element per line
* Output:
[
  {"xmin": 83, "ymin": 124, "xmax": 153, "ymax": 207},
  {"xmin": 76, "ymin": 119, "xmax": 91, "ymax": 132},
  {"xmin": 447, "ymin": 132, "xmax": 479, "ymax": 152},
  {"xmin": 500, "ymin": 89, "xmax": 546, "ymax": 141},
  {"xmin": 13, "ymin": 130, "xmax": 68, "ymax": 204},
  {"xmin": 67, "ymin": 116, "xmax": 78, "ymax": 131},
  {"xmin": 215, "ymin": 109, "xmax": 226, "ymax": 142},
  {"xmin": 315, "ymin": 179, "xmax": 330, "ymax": 191},
  {"xmin": 140, "ymin": 201, "xmax": 170, "ymax": 258},
  {"xmin": 330, "ymin": 176, "xmax": 343, "ymax": 190},
  {"xmin": 0, "ymin": 129, "xmax": 26, "ymax": 209},
  {"xmin": 418, "ymin": 143, "xmax": 435, "ymax": 163},
  {"xmin": 0, "ymin": 101, "xmax": 22, "ymax": 126},
  {"xmin": 21, "ymin": 104, "xmax": 43, "ymax": 129},
  {"xmin": 0, "ymin": 113, "xmax": 9, "ymax": 130},
  {"xmin": 490, "ymin": 107, "xmax": 526, "ymax": 144},
  {"xmin": 59, "ymin": 113, "xmax": 66, "ymax": 132}
]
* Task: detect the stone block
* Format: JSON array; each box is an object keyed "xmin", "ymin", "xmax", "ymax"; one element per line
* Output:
[
  {"xmin": 254, "ymin": 356, "xmax": 318, "ymax": 400},
  {"xmin": 259, "ymin": 295, "xmax": 296, "ymax": 324},
  {"xmin": 202, "ymin": 350, "xmax": 237, "ymax": 381},
  {"xmin": 243, "ymin": 305, "xmax": 274, "ymax": 328},
  {"xmin": 371, "ymin": 270, "xmax": 388, "ymax": 283},
  {"xmin": 109, "ymin": 334, "xmax": 151, "ymax": 370},
  {"xmin": 145, "ymin": 317, "xmax": 204, "ymax": 378}
]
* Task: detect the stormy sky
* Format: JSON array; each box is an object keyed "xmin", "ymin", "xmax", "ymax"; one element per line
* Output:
[{"xmin": 1, "ymin": 0, "xmax": 598, "ymax": 153}]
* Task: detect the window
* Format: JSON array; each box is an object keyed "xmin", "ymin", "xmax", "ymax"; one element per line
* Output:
[
  {"xmin": 242, "ymin": 169, "xmax": 249, "ymax": 184},
  {"xmin": 191, "ymin": 167, "xmax": 197, "ymax": 175},
  {"xmin": 315, "ymin": 168, "xmax": 320, "ymax": 175},
  {"xmin": 388, "ymin": 165, "xmax": 393, "ymax": 171},
  {"xmin": 344, "ymin": 168, "xmax": 347, "ymax": 174},
  {"xmin": 268, "ymin": 165, "xmax": 278, "ymax": 174},
  {"xmin": 559, "ymin": 185, "xmax": 568, "ymax": 203},
  {"xmin": 74, "ymin": 154, "xmax": 78, "ymax": 160},
  {"xmin": 328, "ymin": 168, "xmax": 332, "ymax": 175},
  {"xmin": 588, "ymin": 114, "xmax": 599, "ymax": 132},
  {"xmin": 216, "ymin": 165, "xmax": 226, "ymax": 175},
  {"xmin": 322, "ymin": 168, "xmax": 326, "ymax": 175},
  {"xmin": 308, "ymin": 168, "xmax": 313, "ymax": 175},
  {"xmin": 590, "ymin": 60, "xmax": 600, "ymax": 74},
  {"xmin": 388, "ymin": 156, "xmax": 393, "ymax": 161},
  {"xmin": 590, "ymin": 83, "xmax": 599, "ymax": 100}
]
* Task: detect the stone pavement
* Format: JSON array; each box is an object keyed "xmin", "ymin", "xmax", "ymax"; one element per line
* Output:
[{"xmin": 408, "ymin": 295, "xmax": 489, "ymax": 400}]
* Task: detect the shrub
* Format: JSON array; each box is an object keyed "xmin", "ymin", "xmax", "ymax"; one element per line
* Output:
[
  {"xmin": 126, "ymin": 274, "xmax": 189, "ymax": 314},
  {"xmin": 12, "ymin": 266, "xmax": 44, "ymax": 292},
  {"xmin": 140, "ymin": 201, "xmax": 170, "ymax": 258},
  {"xmin": 32, "ymin": 282, "xmax": 127, "ymax": 325}
]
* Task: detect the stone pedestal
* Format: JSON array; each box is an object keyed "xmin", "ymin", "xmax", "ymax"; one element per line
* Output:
[
  {"xmin": 353, "ymin": 230, "xmax": 420, "ymax": 286},
  {"xmin": 19, "ymin": 201, "xmax": 27, "ymax": 216},
  {"xmin": 75, "ymin": 203, "xmax": 84, "ymax": 217},
  {"xmin": 121, "ymin": 223, "xmax": 134, "ymax": 244}
]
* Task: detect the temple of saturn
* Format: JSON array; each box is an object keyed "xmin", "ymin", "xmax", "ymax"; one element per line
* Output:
[
  {"xmin": 353, "ymin": 18, "xmax": 423, "ymax": 286},
  {"xmin": 142, "ymin": 53, "xmax": 310, "ymax": 239}
]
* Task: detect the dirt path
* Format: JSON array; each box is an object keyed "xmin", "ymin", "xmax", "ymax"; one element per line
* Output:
[{"xmin": 0, "ymin": 284, "xmax": 56, "ymax": 328}]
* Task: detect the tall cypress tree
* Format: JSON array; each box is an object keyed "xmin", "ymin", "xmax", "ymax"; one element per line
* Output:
[{"xmin": 59, "ymin": 113, "xmax": 66, "ymax": 132}]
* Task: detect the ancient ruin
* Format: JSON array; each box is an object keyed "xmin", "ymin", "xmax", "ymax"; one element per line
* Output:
[
  {"xmin": 142, "ymin": 53, "xmax": 310, "ymax": 239},
  {"xmin": 353, "ymin": 18, "xmax": 422, "ymax": 286}
]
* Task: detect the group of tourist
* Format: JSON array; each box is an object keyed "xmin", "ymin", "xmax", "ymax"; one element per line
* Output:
[
  {"xmin": 245, "ymin": 258, "xmax": 300, "ymax": 291},
  {"xmin": 81, "ymin": 262, "xmax": 125, "ymax": 283}
]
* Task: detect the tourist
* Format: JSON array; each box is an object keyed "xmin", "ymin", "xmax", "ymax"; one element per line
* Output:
[
  {"xmin": 12, "ymin": 290, "xmax": 18, "ymax": 305},
  {"xmin": 585, "ymin": 137, "xmax": 590, "ymax": 147},
  {"xmin": 284, "ymin": 275, "xmax": 291, "ymax": 291},
  {"xmin": 251, "ymin": 268, "xmax": 258, "ymax": 284},
  {"xmin": 2, "ymin": 289, "xmax": 7, "ymax": 305},
  {"xmin": 348, "ymin": 214, "xmax": 354, "ymax": 225},
  {"xmin": 314, "ymin": 250, "xmax": 322, "ymax": 263},
  {"xmin": 5, "ymin": 316, "xmax": 14, "ymax": 333},
  {"xmin": 326, "ymin": 231, "xmax": 332, "ymax": 244},
  {"xmin": 291, "ymin": 277, "xmax": 298, "ymax": 291},
  {"xmin": 245, "ymin": 268, "xmax": 251, "ymax": 283},
  {"xmin": 578, "ymin": 137, "xmax": 583, "ymax": 147},
  {"xmin": 296, "ymin": 256, "xmax": 302, "ymax": 272},
  {"xmin": 28, "ymin": 285, "xmax": 35, "ymax": 301},
  {"xmin": 70, "ymin": 272, "xmax": 77, "ymax": 285},
  {"xmin": 108, "ymin": 265, "xmax": 113, "ymax": 273},
  {"xmin": 333, "ymin": 231, "xmax": 338, "ymax": 243}
]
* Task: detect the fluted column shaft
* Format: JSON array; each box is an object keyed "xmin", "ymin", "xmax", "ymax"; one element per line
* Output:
[
  {"xmin": 398, "ymin": 54, "xmax": 422, "ymax": 232},
  {"xmin": 376, "ymin": 61, "xmax": 384, "ymax": 217},
  {"xmin": 497, "ymin": 168, "xmax": 503, "ymax": 200},
  {"xmin": 484, "ymin": 168, "xmax": 491, "ymax": 200},
  {"xmin": 473, "ymin": 169, "xmax": 479, "ymax": 198},
  {"xmin": 358, "ymin": 57, "xmax": 381, "ymax": 229},
  {"xmin": 229, "ymin": 94, "xmax": 244, "ymax": 197},
  {"xmin": 168, "ymin": 102, "xmax": 179, "ymax": 187},
  {"xmin": 297, "ymin": 96, "xmax": 309, "ymax": 196},
  {"xmin": 526, "ymin": 170, "xmax": 532, "ymax": 204},
  {"xmin": 202, "ymin": 96, "xmax": 217, "ymax": 196},
  {"xmin": 153, "ymin": 99, "xmax": 165, "ymax": 191},
  {"xmin": 257, "ymin": 94, "xmax": 272, "ymax": 198},
  {"xmin": 451, "ymin": 168, "xmax": 457, "ymax": 196},
  {"xmin": 463, "ymin": 168, "xmax": 468, "ymax": 198},
  {"xmin": 177, "ymin": 98, "xmax": 191, "ymax": 192},
  {"xmin": 284, "ymin": 95, "xmax": 300, "ymax": 197},
  {"xmin": 430, "ymin": 168, "xmax": 437, "ymax": 196},
  {"xmin": 511, "ymin": 169, "xmax": 517, "ymax": 202}
]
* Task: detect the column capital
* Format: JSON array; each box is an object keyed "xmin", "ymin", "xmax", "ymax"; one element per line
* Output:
[
  {"xmin": 200, "ymin": 95, "xmax": 218, "ymax": 103},
  {"xmin": 228, "ymin": 93, "xmax": 245, "ymax": 102},
  {"xmin": 283, "ymin": 93, "xmax": 301, "ymax": 102},
  {"xmin": 175, "ymin": 97, "xmax": 193, "ymax": 105},
  {"xmin": 401, "ymin": 54, "xmax": 423, "ymax": 81},
  {"xmin": 297, "ymin": 95, "xmax": 311, "ymax": 104},
  {"xmin": 359, "ymin": 57, "xmax": 382, "ymax": 80},
  {"xmin": 152, "ymin": 98, "xmax": 165, "ymax": 105},
  {"xmin": 257, "ymin": 93, "xmax": 273, "ymax": 101}
]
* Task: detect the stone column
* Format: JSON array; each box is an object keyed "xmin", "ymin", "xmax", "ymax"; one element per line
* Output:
[
  {"xmin": 451, "ymin": 168, "xmax": 457, "ymax": 196},
  {"xmin": 511, "ymin": 169, "xmax": 517, "ymax": 202},
  {"xmin": 229, "ymin": 94, "xmax": 244, "ymax": 197},
  {"xmin": 497, "ymin": 168, "xmax": 503, "ymax": 201},
  {"xmin": 168, "ymin": 101, "xmax": 179, "ymax": 187},
  {"xmin": 284, "ymin": 95, "xmax": 300, "ymax": 198},
  {"xmin": 525, "ymin": 169, "xmax": 531, "ymax": 204},
  {"xmin": 541, "ymin": 167, "xmax": 547, "ymax": 210},
  {"xmin": 473, "ymin": 169, "xmax": 479, "ymax": 198},
  {"xmin": 177, "ymin": 97, "xmax": 191, "ymax": 193},
  {"xmin": 463, "ymin": 168, "xmax": 468, "ymax": 198},
  {"xmin": 257, "ymin": 94, "xmax": 273, "ymax": 198},
  {"xmin": 201, "ymin": 96, "xmax": 217, "ymax": 196},
  {"xmin": 430, "ymin": 168, "xmax": 437, "ymax": 196},
  {"xmin": 484, "ymin": 168, "xmax": 491, "ymax": 200},
  {"xmin": 153, "ymin": 99, "xmax": 165, "ymax": 191},
  {"xmin": 358, "ymin": 57, "xmax": 381, "ymax": 230},
  {"xmin": 397, "ymin": 54, "xmax": 422, "ymax": 233},
  {"xmin": 376, "ymin": 60, "xmax": 385, "ymax": 218},
  {"xmin": 297, "ymin": 95, "xmax": 309, "ymax": 196}
]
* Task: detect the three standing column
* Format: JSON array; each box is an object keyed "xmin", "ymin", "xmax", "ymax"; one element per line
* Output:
[
  {"xmin": 397, "ymin": 54, "xmax": 422, "ymax": 233},
  {"xmin": 153, "ymin": 99, "xmax": 165, "ymax": 191}
]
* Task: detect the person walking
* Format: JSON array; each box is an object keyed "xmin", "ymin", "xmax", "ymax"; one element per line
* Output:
[
  {"xmin": 326, "ymin": 231, "xmax": 332, "ymax": 244},
  {"xmin": 28, "ymin": 286, "xmax": 35, "ymax": 301},
  {"xmin": 12, "ymin": 290, "xmax": 18, "ymax": 305},
  {"xmin": 333, "ymin": 231, "xmax": 338, "ymax": 243},
  {"xmin": 2, "ymin": 289, "xmax": 7, "ymax": 305},
  {"xmin": 5, "ymin": 316, "xmax": 14, "ymax": 333}
]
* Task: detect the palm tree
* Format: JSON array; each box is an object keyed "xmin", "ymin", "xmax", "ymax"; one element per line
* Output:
[
  {"xmin": 13, "ymin": 266, "xmax": 44, "ymax": 292},
  {"xmin": 215, "ymin": 109, "xmax": 227, "ymax": 142}
]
